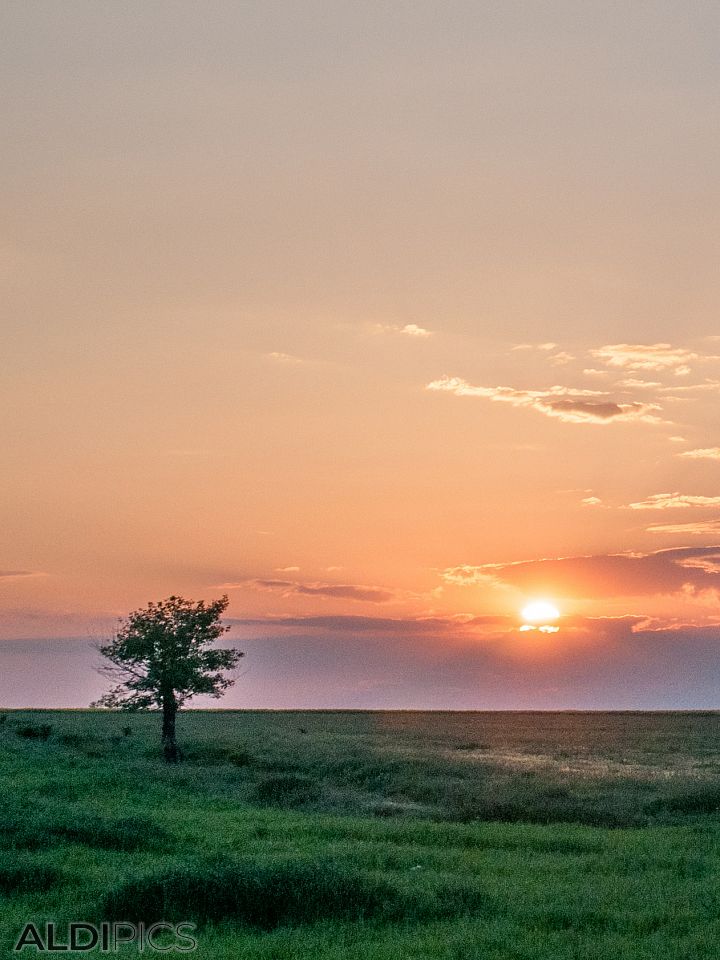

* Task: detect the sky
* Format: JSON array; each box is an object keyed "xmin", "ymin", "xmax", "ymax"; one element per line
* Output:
[{"xmin": 2, "ymin": 1, "xmax": 720, "ymax": 708}]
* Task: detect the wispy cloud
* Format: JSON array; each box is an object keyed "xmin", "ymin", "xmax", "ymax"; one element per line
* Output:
[
  {"xmin": 647, "ymin": 520, "xmax": 720, "ymax": 535},
  {"xmin": 627, "ymin": 493, "xmax": 720, "ymax": 510},
  {"xmin": 266, "ymin": 352, "xmax": 303, "ymax": 364},
  {"xmin": 591, "ymin": 343, "xmax": 698, "ymax": 376},
  {"xmin": 512, "ymin": 342, "xmax": 557, "ymax": 351},
  {"xmin": 400, "ymin": 323, "xmax": 432, "ymax": 338},
  {"xmin": 0, "ymin": 570, "xmax": 44, "ymax": 581},
  {"xmin": 374, "ymin": 323, "xmax": 433, "ymax": 338},
  {"xmin": 220, "ymin": 578, "xmax": 398, "ymax": 604},
  {"xmin": 548, "ymin": 351, "xmax": 575, "ymax": 366},
  {"xmin": 426, "ymin": 376, "xmax": 662, "ymax": 425},
  {"xmin": 440, "ymin": 565, "xmax": 494, "ymax": 586},
  {"xmin": 679, "ymin": 448, "xmax": 720, "ymax": 461},
  {"xmin": 616, "ymin": 378, "xmax": 663, "ymax": 390}
]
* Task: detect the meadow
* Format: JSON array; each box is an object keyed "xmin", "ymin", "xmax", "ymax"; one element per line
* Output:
[{"xmin": 2, "ymin": 709, "xmax": 720, "ymax": 958}]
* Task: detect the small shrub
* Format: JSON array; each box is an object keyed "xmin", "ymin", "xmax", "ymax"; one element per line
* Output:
[
  {"xmin": 441, "ymin": 779, "xmax": 639, "ymax": 828},
  {"xmin": 58, "ymin": 732, "xmax": 102, "ymax": 749},
  {"xmin": 102, "ymin": 859, "xmax": 400, "ymax": 928},
  {"xmin": 0, "ymin": 862, "xmax": 62, "ymax": 894},
  {"xmin": 122, "ymin": 726, "xmax": 133, "ymax": 737},
  {"xmin": 55, "ymin": 815, "xmax": 169, "ymax": 852},
  {"xmin": 254, "ymin": 774, "xmax": 319, "ymax": 808},
  {"xmin": 530, "ymin": 905, "xmax": 610, "ymax": 932},
  {"xmin": 0, "ymin": 814, "xmax": 54, "ymax": 851},
  {"xmin": 15, "ymin": 724, "xmax": 52, "ymax": 741},
  {"xmin": 181, "ymin": 744, "xmax": 253, "ymax": 768},
  {"xmin": 646, "ymin": 785, "xmax": 720, "ymax": 816},
  {"xmin": 101, "ymin": 858, "xmax": 491, "ymax": 929}
]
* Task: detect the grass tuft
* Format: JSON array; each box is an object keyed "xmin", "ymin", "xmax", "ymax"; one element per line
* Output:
[
  {"xmin": 15, "ymin": 724, "xmax": 52, "ymax": 741},
  {"xmin": 254, "ymin": 774, "xmax": 319, "ymax": 808},
  {"xmin": 0, "ymin": 861, "xmax": 62, "ymax": 894},
  {"xmin": 55, "ymin": 814, "xmax": 170, "ymax": 851},
  {"xmin": 101, "ymin": 859, "xmax": 401, "ymax": 928}
]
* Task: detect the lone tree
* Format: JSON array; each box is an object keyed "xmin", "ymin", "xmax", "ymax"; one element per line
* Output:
[{"xmin": 93, "ymin": 595, "xmax": 243, "ymax": 762}]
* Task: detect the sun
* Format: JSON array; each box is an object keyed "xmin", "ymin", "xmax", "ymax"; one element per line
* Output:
[{"xmin": 521, "ymin": 600, "xmax": 560, "ymax": 624}]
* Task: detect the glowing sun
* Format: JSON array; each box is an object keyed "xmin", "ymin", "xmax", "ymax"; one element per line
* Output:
[{"xmin": 521, "ymin": 600, "xmax": 560, "ymax": 624}]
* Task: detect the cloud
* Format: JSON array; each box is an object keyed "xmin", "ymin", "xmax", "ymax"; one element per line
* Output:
[
  {"xmin": 679, "ymin": 448, "xmax": 720, "ymax": 461},
  {"xmin": 647, "ymin": 520, "xmax": 720, "ymax": 535},
  {"xmin": 276, "ymin": 566, "xmax": 300, "ymax": 572},
  {"xmin": 230, "ymin": 614, "xmax": 503, "ymax": 636},
  {"xmin": 426, "ymin": 376, "xmax": 662, "ymax": 425},
  {"xmin": 591, "ymin": 343, "xmax": 698, "ymax": 375},
  {"xmin": 627, "ymin": 493, "xmax": 720, "ymax": 510},
  {"xmin": 375, "ymin": 323, "xmax": 433, "ymax": 338},
  {"xmin": 440, "ymin": 565, "xmax": 493, "ymax": 586},
  {"xmin": 581, "ymin": 496, "xmax": 603, "ymax": 506},
  {"xmin": 12, "ymin": 618, "xmax": 720, "ymax": 709},
  {"xmin": 512, "ymin": 342, "xmax": 557, "ymax": 351},
  {"xmin": 616, "ymin": 378, "xmax": 663, "ymax": 389},
  {"xmin": 0, "ymin": 571, "xmax": 44, "ymax": 581},
  {"xmin": 266, "ymin": 352, "xmax": 303, "ymax": 364},
  {"xmin": 443, "ymin": 546, "xmax": 720, "ymax": 600},
  {"xmin": 548, "ymin": 351, "xmax": 575, "ymax": 365},
  {"xmin": 223, "ymin": 578, "xmax": 398, "ymax": 604},
  {"xmin": 400, "ymin": 323, "xmax": 432, "ymax": 338}
]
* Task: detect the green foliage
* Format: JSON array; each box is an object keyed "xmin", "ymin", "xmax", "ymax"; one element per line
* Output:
[
  {"xmin": 5, "ymin": 710, "xmax": 720, "ymax": 958},
  {"xmin": 93, "ymin": 595, "xmax": 243, "ymax": 711}
]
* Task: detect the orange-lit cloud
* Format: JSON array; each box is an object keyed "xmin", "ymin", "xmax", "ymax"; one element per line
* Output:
[
  {"xmin": 647, "ymin": 520, "xmax": 720, "ymax": 535},
  {"xmin": 442, "ymin": 547, "xmax": 720, "ymax": 599},
  {"xmin": 680, "ymin": 448, "xmax": 720, "ymax": 460},
  {"xmin": 628, "ymin": 493, "xmax": 720, "ymax": 510},
  {"xmin": 512, "ymin": 342, "xmax": 558, "ymax": 351},
  {"xmin": 426, "ymin": 376, "xmax": 662, "ymax": 424},
  {"xmin": 266, "ymin": 352, "xmax": 303, "ymax": 364},
  {"xmin": 591, "ymin": 343, "xmax": 699, "ymax": 375},
  {"xmin": 374, "ymin": 323, "xmax": 433, "ymax": 338}
]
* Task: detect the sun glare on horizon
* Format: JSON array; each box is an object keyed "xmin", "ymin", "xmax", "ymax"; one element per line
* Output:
[{"xmin": 521, "ymin": 600, "xmax": 561, "ymax": 624}]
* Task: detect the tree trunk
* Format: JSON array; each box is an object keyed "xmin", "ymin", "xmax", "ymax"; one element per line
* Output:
[{"xmin": 161, "ymin": 695, "xmax": 179, "ymax": 763}]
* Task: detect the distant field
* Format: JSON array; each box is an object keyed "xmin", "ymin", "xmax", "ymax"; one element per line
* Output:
[{"xmin": 2, "ymin": 710, "xmax": 720, "ymax": 958}]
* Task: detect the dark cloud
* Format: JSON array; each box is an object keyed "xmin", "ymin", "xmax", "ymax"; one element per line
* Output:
[
  {"xmin": 426, "ymin": 377, "xmax": 661, "ymax": 424},
  {"xmin": 6, "ymin": 616, "xmax": 720, "ymax": 708},
  {"xmin": 230, "ymin": 614, "xmax": 512, "ymax": 636},
  {"xmin": 234, "ymin": 579, "xmax": 398, "ymax": 604},
  {"xmin": 466, "ymin": 546, "xmax": 720, "ymax": 599}
]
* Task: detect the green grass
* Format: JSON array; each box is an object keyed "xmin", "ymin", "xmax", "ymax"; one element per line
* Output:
[{"xmin": 1, "ymin": 709, "xmax": 720, "ymax": 957}]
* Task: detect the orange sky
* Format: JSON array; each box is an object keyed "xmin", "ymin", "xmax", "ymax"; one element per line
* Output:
[{"xmin": 2, "ymin": 2, "xmax": 720, "ymax": 706}]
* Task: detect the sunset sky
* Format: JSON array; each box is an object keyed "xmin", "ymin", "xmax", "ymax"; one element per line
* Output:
[{"xmin": 3, "ymin": 2, "xmax": 720, "ymax": 707}]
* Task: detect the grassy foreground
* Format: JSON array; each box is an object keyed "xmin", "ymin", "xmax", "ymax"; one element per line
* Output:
[{"xmin": 2, "ymin": 710, "xmax": 720, "ymax": 957}]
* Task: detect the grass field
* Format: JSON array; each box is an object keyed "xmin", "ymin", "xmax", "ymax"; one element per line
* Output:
[{"xmin": 2, "ymin": 710, "xmax": 720, "ymax": 958}]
